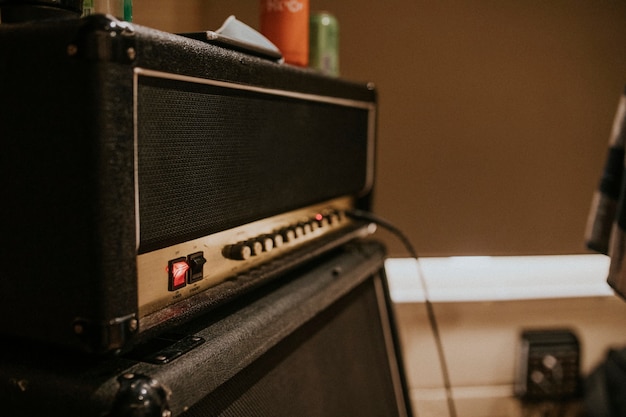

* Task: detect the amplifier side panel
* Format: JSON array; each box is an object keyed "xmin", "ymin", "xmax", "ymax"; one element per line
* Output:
[{"xmin": 0, "ymin": 19, "xmax": 138, "ymax": 353}]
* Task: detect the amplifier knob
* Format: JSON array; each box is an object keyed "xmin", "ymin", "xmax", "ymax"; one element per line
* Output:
[
  {"xmin": 272, "ymin": 233, "xmax": 285, "ymax": 248},
  {"xmin": 280, "ymin": 228, "xmax": 296, "ymax": 243},
  {"xmin": 257, "ymin": 235, "xmax": 274, "ymax": 252},
  {"xmin": 224, "ymin": 243, "xmax": 252, "ymax": 260},
  {"xmin": 294, "ymin": 225, "xmax": 304, "ymax": 238},
  {"xmin": 320, "ymin": 216, "xmax": 330, "ymax": 227},
  {"xmin": 250, "ymin": 240, "xmax": 264, "ymax": 256},
  {"xmin": 327, "ymin": 211, "xmax": 340, "ymax": 225}
]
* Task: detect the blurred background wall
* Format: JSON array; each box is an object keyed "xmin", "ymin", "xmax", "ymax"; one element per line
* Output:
[{"xmin": 133, "ymin": 0, "xmax": 626, "ymax": 257}]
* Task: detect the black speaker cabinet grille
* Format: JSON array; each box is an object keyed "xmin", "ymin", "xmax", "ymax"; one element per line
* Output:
[
  {"xmin": 182, "ymin": 272, "xmax": 403, "ymax": 417},
  {"xmin": 136, "ymin": 74, "xmax": 372, "ymax": 253}
]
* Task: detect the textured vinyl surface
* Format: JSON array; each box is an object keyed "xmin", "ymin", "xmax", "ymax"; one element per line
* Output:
[{"xmin": 182, "ymin": 277, "xmax": 401, "ymax": 417}]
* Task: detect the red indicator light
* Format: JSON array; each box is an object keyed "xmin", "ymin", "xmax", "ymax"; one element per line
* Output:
[
  {"xmin": 172, "ymin": 261, "xmax": 189, "ymax": 286},
  {"xmin": 315, "ymin": 213, "xmax": 323, "ymax": 221},
  {"xmin": 168, "ymin": 258, "xmax": 190, "ymax": 291}
]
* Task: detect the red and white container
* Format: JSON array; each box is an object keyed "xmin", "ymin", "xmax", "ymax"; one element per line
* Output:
[{"xmin": 260, "ymin": 0, "xmax": 309, "ymax": 66}]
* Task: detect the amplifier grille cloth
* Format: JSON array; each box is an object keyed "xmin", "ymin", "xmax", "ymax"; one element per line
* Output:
[{"xmin": 137, "ymin": 76, "xmax": 369, "ymax": 253}]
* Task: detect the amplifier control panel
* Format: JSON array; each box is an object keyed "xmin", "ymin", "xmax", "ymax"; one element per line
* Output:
[
  {"xmin": 137, "ymin": 196, "xmax": 361, "ymax": 318},
  {"xmin": 222, "ymin": 209, "xmax": 343, "ymax": 261}
]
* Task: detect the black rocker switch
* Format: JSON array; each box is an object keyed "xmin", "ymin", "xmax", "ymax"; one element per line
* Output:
[{"xmin": 187, "ymin": 252, "xmax": 206, "ymax": 284}]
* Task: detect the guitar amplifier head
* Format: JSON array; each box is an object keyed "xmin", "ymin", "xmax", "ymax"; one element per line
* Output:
[{"xmin": 0, "ymin": 15, "xmax": 377, "ymax": 353}]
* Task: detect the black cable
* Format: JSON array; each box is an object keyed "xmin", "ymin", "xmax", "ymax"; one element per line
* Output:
[{"xmin": 347, "ymin": 209, "xmax": 458, "ymax": 417}]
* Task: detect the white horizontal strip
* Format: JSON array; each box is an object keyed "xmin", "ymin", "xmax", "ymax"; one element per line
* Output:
[
  {"xmin": 410, "ymin": 384, "xmax": 515, "ymax": 401},
  {"xmin": 386, "ymin": 254, "xmax": 612, "ymax": 303}
]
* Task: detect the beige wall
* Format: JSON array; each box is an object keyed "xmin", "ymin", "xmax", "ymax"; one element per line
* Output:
[{"xmin": 132, "ymin": 0, "xmax": 626, "ymax": 257}]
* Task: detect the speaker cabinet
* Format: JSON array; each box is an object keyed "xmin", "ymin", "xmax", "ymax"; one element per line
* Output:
[{"xmin": 0, "ymin": 241, "xmax": 413, "ymax": 417}]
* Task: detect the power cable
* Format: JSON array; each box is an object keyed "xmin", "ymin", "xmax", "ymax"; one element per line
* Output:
[{"xmin": 347, "ymin": 209, "xmax": 458, "ymax": 417}]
